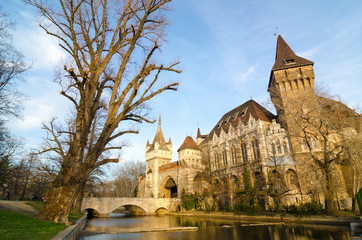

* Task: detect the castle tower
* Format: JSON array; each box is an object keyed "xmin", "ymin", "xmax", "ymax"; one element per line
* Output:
[
  {"xmin": 268, "ymin": 35, "xmax": 321, "ymax": 199},
  {"xmin": 145, "ymin": 116, "xmax": 172, "ymax": 198},
  {"xmin": 177, "ymin": 136, "xmax": 202, "ymax": 196},
  {"xmin": 268, "ymin": 35, "xmax": 316, "ymax": 131}
]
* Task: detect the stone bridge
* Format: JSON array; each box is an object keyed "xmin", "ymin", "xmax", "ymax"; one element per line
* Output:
[{"xmin": 82, "ymin": 197, "xmax": 182, "ymax": 217}]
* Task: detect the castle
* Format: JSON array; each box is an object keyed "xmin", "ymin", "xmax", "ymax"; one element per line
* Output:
[{"xmin": 138, "ymin": 35, "xmax": 359, "ymax": 210}]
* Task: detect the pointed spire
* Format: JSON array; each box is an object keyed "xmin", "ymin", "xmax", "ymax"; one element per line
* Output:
[
  {"xmin": 146, "ymin": 139, "xmax": 150, "ymax": 146},
  {"xmin": 167, "ymin": 137, "xmax": 172, "ymax": 145},
  {"xmin": 272, "ymin": 35, "xmax": 314, "ymax": 71},
  {"xmin": 146, "ymin": 114, "xmax": 170, "ymax": 152},
  {"xmin": 197, "ymin": 128, "xmax": 201, "ymax": 138},
  {"xmin": 153, "ymin": 121, "xmax": 166, "ymax": 145}
]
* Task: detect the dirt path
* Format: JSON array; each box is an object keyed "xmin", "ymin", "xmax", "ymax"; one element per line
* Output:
[{"xmin": 0, "ymin": 200, "xmax": 38, "ymax": 215}]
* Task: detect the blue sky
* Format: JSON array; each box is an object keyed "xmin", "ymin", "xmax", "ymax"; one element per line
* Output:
[{"xmin": 2, "ymin": 0, "xmax": 362, "ymax": 176}]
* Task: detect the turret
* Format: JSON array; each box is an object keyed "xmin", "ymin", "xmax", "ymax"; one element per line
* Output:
[
  {"xmin": 178, "ymin": 136, "xmax": 201, "ymax": 168},
  {"xmin": 144, "ymin": 115, "xmax": 172, "ymax": 198},
  {"xmin": 268, "ymin": 35, "xmax": 315, "ymax": 130},
  {"xmin": 177, "ymin": 136, "xmax": 202, "ymax": 196}
]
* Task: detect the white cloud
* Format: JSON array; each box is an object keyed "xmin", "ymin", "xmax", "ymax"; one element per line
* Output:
[
  {"xmin": 297, "ymin": 46, "xmax": 320, "ymax": 60},
  {"xmin": 12, "ymin": 91, "xmax": 66, "ymax": 130},
  {"xmin": 16, "ymin": 102, "xmax": 55, "ymax": 129},
  {"xmin": 119, "ymin": 141, "xmax": 145, "ymax": 162},
  {"xmin": 236, "ymin": 65, "xmax": 256, "ymax": 84},
  {"xmin": 13, "ymin": 9, "xmax": 65, "ymax": 70}
]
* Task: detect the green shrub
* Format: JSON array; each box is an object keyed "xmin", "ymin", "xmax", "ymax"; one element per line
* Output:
[
  {"xmin": 286, "ymin": 204, "xmax": 299, "ymax": 214},
  {"xmin": 182, "ymin": 195, "xmax": 200, "ymax": 211},
  {"xmin": 286, "ymin": 202, "xmax": 324, "ymax": 215}
]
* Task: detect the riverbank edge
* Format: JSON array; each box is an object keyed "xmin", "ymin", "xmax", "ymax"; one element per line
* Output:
[
  {"xmin": 52, "ymin": 211, "xmax": 88, "ymax": 240},
  {"xmin": 169, "ymin": 211, "xmax": 359, "ymax": 226}
]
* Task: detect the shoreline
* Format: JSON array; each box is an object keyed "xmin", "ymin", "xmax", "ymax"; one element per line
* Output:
[{"xmin": 169, "ymin": 211, "xmax": 359, "ymax": 226}]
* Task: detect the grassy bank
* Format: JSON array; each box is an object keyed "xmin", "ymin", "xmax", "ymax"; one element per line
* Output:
[
  {"xmin": 0, "ymin": 208, "xmax": 66, "ymax": 240},
  {"xmin": 0, "ymin": 201, "xmax": 85, "ymax": 240}
]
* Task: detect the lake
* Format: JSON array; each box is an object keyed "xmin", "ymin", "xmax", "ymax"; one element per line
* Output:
[{"xmin": 78, "ymin": 213, "xmax": 352, "ymax": 240}]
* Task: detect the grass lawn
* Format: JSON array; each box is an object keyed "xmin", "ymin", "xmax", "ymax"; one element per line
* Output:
[{"xmin": 0, "ymin": 208, "xmax": 66, "ymax": 240}]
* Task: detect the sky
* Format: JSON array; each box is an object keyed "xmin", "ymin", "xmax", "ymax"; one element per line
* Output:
[{"xmin": 2, "ymin": 0, "xmax": 362, "ymax": 177}]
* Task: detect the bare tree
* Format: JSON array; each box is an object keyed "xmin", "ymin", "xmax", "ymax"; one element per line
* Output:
[
  {"xmin": 0, "ymin": 10, "xmax": 28, "ymax": 196},
  {"xmin": 24, "ymin": 0, "xmax": 180, "ymax": 223},
  {"xmin": 340, "ymin": 132, "xmax": 362, "ymax": 212},
  {"xmin": 270, "ymin": 86, "xmax": 360, "ymax": 214},
  {"xmin": 0, "ymin": 11, "xmax": 28, "ymax": 119},
  {"xmin": 93, "ymin": 160, "xmax": 145, "ymax": 197}
]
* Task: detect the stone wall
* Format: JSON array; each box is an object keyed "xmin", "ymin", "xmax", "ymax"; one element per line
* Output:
[{"xmin": 52, "ymin": 211, "xmax": 87, "ymax": 240}]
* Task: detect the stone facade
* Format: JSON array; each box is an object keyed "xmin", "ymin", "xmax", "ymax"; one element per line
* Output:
[
  {"xmin": 143, "ymin": 117, "xmax": 206, "ymax": 199},
  {"xmin": 139, "ymin": 35, "xmax": 358, "ymax": 210},
  {"xmin": 203, "ymin": 100, "xmax": 300, "ymax": 206}
]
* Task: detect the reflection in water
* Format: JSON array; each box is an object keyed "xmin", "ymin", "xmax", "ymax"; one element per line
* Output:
[{"xmin": 78, "ymin": 215, "xmax": 352, "ymax": 240}]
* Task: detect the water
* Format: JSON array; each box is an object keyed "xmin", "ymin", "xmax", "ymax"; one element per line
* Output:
[{"xmin": 78, "ymin": 213, "xmax": 352, "ymax": 240}]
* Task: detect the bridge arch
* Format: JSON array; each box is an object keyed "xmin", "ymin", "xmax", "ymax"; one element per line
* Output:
[
  {"xmin": 155, "ymin": 207, "xmax": 168, "ymax": 215},
  {"xmin": 110, "ymin": 204, "xmax": 146, "ymax": 216},
  {"xmin": 85, "ymin": 208, "xmax": 100, "ymax": 218}
]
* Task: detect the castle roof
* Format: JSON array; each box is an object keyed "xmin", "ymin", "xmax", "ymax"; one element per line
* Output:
[
  {"xmin": 268, "ymin": 35, "xmax": 314, "ymax": 90},
  {"xmin": 209, "ymin": 100, "xmax": 276, "ymax": 138},
  {"xmin": 178, "ymin": 136, "xmax": 201, "ymax": 152},
  {"xmin": 272, "ymin": 35, "xmax": 314, "ymax": 71},
  {"xmin": 147, "ymin": 115, "xmax": 171, "ymax": 152}
]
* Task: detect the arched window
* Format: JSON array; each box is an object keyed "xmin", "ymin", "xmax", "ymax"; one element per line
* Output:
[
  {"xmin": 252, "ymin": 140, "xmax": 260, "ymax": 160},
  {"xmin": 255, "ymin": 141, "xmax": 260, "ymax": 159},
  {"xmin": 214, "ymin": 153, "xmax": 219, "ymax": 169},
  {"xmin": 276, "ymin": 140, "xmax": 282, "ymax": 154},
  {"xmin": 311, "ymin": 138, "xmax": 319, "ymax": 149},
  {"xmin": 222, "ymin": 150, "xmax": 228, "ymax": 167},
  {"xmin": 287, "ymin": 169, "xmax": 298, "ymax": 188},
  {"xmin": 283, "ymin": 142, "xmax": 288, "ymax": 153},
  {"xmin": 252, "ymin": 141, "xmax": 257, "ymax": 160},
  {"xmin": 230, "ymin": 146, "xmax": 235, "ymax": 165},
  {"xmin": 239, "ymin": 144, "xmax": 244, "ymax": 163},
  {"xmin": 271, "ymin": 143, "xmax": 276, "ymax": 155},
  {"xmin": 233, "ymin": 147, "xmax": 238, "ymax": 165},
  {"xmin": 241, "ymin": 143, "xmax": 248, "ymax": 163},
  {"xmin": 306, "ymin": 137, "xmax": 319, "ymax": 150}
]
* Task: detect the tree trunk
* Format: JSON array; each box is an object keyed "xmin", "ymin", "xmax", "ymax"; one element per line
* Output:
[
  {"xmin": 39, "ymin": 182, "xmax": 80, "ymax": 224},
  {"xmin": 76, "ymin": 180, "xmax": 87, "ymax": 212},
  {"xmin": 324, "ymin": 167, "xmax": 338, "ymax": 214}
]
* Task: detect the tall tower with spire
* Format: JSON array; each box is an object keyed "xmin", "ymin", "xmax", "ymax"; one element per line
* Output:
[
  {"xmin": 268, "ymin": 35, "xmax": 316, "ymax": 131},
  {"xmin": 268, "ymin": 35, "xmax": 320, "ymax": 197},
  {"xmin": 145, "ymin": 116, "xmax": 172, "ymax": 198}
]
